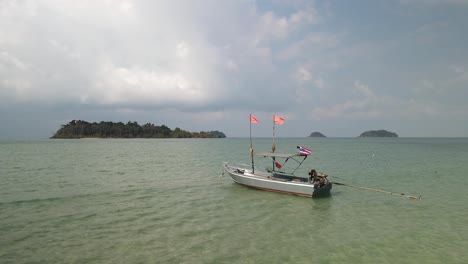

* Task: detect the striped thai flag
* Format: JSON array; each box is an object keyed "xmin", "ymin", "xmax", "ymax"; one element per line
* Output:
[{"xmin": 297, "ymin": 145, "xmax": 312, "ymax": 156}]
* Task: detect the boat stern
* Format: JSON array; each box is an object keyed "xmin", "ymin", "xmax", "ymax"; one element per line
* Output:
[{"xmin": 312, "ymin": 182, "xmax": 332, "ymax": 198}]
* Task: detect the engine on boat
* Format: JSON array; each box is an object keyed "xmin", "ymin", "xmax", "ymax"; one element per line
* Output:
[{"xmin": 309, "ymin": 169, "xmax": 329, "ymax": 187}]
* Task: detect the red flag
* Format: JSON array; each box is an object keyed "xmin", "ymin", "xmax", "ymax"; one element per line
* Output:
[
  {"xmin": 250, "ymin": 114, "xmax": 259, "ymax": 124},
  {"xmin": 275, "ymin": 161, "xmax": 282, "ymax": 169},
  {"xmin": 274, "ymin": 115, "xmax": 284, "ymax": 125}
]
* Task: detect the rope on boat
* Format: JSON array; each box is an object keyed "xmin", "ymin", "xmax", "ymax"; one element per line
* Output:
[{"xmin": 332, "ymin": 181, "xmax": 422, "ymax": 200}]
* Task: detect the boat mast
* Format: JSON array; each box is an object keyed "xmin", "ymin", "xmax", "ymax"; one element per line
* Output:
[
  {"xmin": 272, "ymin": 115, "xmax": 276, "ymax": 171},
  {"xmin": 271, "ymin": 115, "xmax": 285, "ymax": 171},
  {"xmin": 250, "ymin": 114, "xmax": 255, "ymax": 173}
]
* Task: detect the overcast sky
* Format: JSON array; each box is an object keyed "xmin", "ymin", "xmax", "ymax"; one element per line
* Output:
[{"xmin": 1, "ymin": 0, "xmax": 467, "ymax": 138}]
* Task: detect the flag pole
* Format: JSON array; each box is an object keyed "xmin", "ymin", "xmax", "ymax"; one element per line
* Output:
[
  {"xmin": 250, "ymin": 114, "xmax": 255, "ymax": 173},
  {"xmin": 272, "ymin": 115, "xmax": 276, "ymax": 171},
  {"xmin": 272, "ymin": 114, "xmax": 276, "ymax": 152}
]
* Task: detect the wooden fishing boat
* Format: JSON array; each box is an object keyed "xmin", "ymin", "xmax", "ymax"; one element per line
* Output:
[
  {"xmin": 223, "ymin": 114, "xmax": 331, "ymax": 198},
  {"xmin": 224, "ymin": 149, "xmax": 332, "ymax": 198}
]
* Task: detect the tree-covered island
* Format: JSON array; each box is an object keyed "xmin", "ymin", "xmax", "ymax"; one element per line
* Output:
[
  {"xmin": 359, "ymin": 130, "xmax": 398, "ymax": 137},
  {"xmin": 308, "ymin": 132, "xmax": 326, "ymax": 137},
  {"xmin": 51, "ymin": 120, "xmax": 226, "ymax": 139}
]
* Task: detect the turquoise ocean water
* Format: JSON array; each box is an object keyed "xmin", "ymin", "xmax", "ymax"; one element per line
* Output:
[{"xmin": 1, "ymin": 138, "xmax": 468, "ymax": 263}]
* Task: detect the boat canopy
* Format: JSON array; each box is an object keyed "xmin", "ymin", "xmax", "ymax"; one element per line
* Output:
[
  {"xmin": 254, "ymin": 152, "xmax": 299, "ymax": 158},
  {"xmin": 254, "ymin": 151, "xmax": 308, "ymax": 174}
]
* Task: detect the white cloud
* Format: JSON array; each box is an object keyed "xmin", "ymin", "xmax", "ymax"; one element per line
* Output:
[
  {"xmin": 400, "ymin": 0, "xmax": 468, "ymax": 5},
  {"xmin": 0, "ymin": 1, "xmax": 228, "ymax": 106},
  {"xmin": 449, "ymin": 65, "xmax": 468, "ymax": 85},
  {"xmin": 313, "ymin": 77, "xmax": 326, "ymax": 90},
  {"xmin": 277, "ymin": 31, "xmax": 341, "ymax": 64},
  {"xmin": 255, "ymin": 8, "xmax": 320, "ymax": 43},
  {"xmin": 450, "ymin": 65, "xmax": 465, "ymax": 74},
  {"xmin": 176, "ymin": 42, "xmax": 190, "ymax": 59},
  {"xmin": 0, "ymin": 51, "xmax": 30, "ymax": 71},
  {"xmin": 291, "ymin": 65, "xmax": 328, "ymax": 104},
  {"xmin": 49, "ymin": 39, "xmax": 81, "ymax": 60},
  {"xmin": 295, "ymin": 67, "xmax": 312, "ymax": 82},
  {"xmin": 259, "ymin": 12, "xmax": 289, "ymax": 40},
  {"xmin": 1, "ymin": 0, "xmax": 318, "ymax": 109},
  {"xmin": 89, "ymin": 63, "xmax": 212, "ymax": 106},
  {"xmin": 353, "ymin": 81, "xmax": 374, "ymax": 98},
  {"xmin": 290, "ymin": 8, "xmax": 320, "ymax": 25},
  {"xmin": 310, "ymin": 81, "xmax": 442, "ymax": 120}
]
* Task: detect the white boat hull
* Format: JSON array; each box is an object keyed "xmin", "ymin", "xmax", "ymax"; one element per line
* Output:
[{"xmin": 224, "ymin": 164, "xmax": 331, "ymax": 198}]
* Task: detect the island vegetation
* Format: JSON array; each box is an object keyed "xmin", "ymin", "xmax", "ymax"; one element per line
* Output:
[
  {"xmin": 51, "ymin": 120, "xmax": 226, "ymax": 139},
  {"xmin": 359, "ymin": 130, "xmax": 398, "ymax": 137},
  {"xmin": 308, "ymin": 132, "xmax": 326, "ymax": 137}
]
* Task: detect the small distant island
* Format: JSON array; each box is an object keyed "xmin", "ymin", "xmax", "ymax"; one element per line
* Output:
[
  {"xmin": 359, "ymin": 130, "xmax": 398, "ymax": 137},
  {"xmin": 51, "ymin": 120, "xmax": 226, "ymax": 139},
  {"xmin": 308, "ymin": 132, "xmax": 326, "ymax": 137}
]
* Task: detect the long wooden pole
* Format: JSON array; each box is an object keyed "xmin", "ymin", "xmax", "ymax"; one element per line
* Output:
[{"xmin": 333, "ymin": 182, "xmax": 421, "ymax": 200}]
